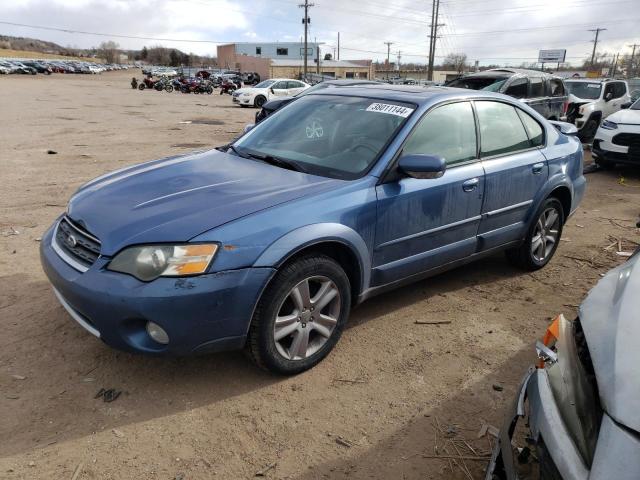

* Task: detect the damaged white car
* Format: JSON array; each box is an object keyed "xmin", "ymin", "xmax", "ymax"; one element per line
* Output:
[{"xmin": 487, "ymin": 248, "xmax": 640, "ymax": 479}]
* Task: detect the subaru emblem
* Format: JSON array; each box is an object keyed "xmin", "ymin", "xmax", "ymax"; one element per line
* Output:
[{"xmin": 66, "ymin": 234, "xmax": 77, "ymax": 248}]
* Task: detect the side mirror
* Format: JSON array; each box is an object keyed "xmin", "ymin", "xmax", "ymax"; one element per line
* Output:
[
  {"xmin": 398, "ymin": 154, "xmax": 446, "ymax": 179},
  {"xmin": 270, "ymin": 87, "xmax": 275, "ymax": 94},
  {"xmin": 621, "ymin": 102, "xmax": 632, "ymax": 109},
  {"xmin": 604, "ymin": 92, "xmax": 613, "ymax": 102},
  {"xmin": 548, "ymin": 120, "xmax": 578, "ymax": 136}
]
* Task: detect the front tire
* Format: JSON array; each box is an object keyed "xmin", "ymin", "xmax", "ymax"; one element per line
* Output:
[
  {"xmin": 254, "ymin": 95, "xmax": 267, "ymax": 108},
  {"xmin": 506, "ymin": 197, "xmax": 564, "ymax": 271},
  {"xmin": 138, "ymin": 83, "xmax": 145, "ymax": 90},
  {"xmin": 247, "ymin": 255, "xmax": 351, "ymax": 375}
]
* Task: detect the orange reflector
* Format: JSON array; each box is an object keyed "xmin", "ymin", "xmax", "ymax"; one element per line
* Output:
[
  {"xmin": 537, "ymin": 315, "xmax": 561, "ymax": 368},
  {"xmin": 175, "ymin": 261, "xmax": 210, "ymax": 275},
  {"xmin": 182, "ymin": 244, "xmax": 217, "ymax": 257}
]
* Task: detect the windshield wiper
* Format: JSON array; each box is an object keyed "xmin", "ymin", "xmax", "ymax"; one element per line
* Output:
[
  {"xmin": 243, "ymin": 151, "xmax": 307, "ymax": 173},
  {"xmin": 216, "ymin": 143, "xmax": 250, "ymax": 159}
]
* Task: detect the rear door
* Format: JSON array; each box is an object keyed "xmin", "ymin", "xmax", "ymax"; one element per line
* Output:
[
  {"xmin": 373, "ymin": 101, "xmax": 485, "ymax": 286},
  {"xmin": 475, "ymin": 100, "xmax": 548, "ymax": 250},
  {"xmin": 287, "ymin": 81, "xmax": 307, "ymax": 95}
]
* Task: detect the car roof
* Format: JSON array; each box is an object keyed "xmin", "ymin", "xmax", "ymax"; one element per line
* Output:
[
  {"xmin": 306, "ymin": 84, "xmax": 510, "ymax": 105},
  {"xmin": 565, "ymin": 78, "xmax": 626, "ymax": 83},
  {"xmin": 321, "ymin": 79, "xmax": 382, "ymax": 86}
]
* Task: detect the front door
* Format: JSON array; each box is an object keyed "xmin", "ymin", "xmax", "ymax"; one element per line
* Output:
[
  {"xmin": 373, "ymin": 101, "xmax": 485, "ymax": 286},
  {"xmin": 474, "ymin": 100, "xmax": 549, "ymax": 250}
]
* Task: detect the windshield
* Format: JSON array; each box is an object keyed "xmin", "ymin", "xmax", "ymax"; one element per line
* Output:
[
  {"xmin": 631, "ymin": 99, "xmax": 640, "ymax": 110},
  {"xmin": 234, "ymin": 95, "xmax": 414, "ymax": 179},
  {"xmin": 447, "ymin": 76, "xmax": 509, "ymax": 91},
  {"xmin": 565, "ymin": 81, "xmax": 602, "ymax": 100},
  {"xmin": 255, "ymin": 80, "xmax": 276, "ymax": 89}
]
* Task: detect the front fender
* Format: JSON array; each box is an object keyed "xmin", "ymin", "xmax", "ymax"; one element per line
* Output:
[{"xmin": 253, "ymin": 223, "xmax": 371, "ymax": 294}]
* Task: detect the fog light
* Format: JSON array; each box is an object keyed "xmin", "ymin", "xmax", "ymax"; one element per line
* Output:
[{"xmin": 146, "ymin": 321, "xmax": 169, "ymax": 345}]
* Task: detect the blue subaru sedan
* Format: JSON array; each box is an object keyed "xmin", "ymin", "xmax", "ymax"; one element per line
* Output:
[{"xmin": 41, "ymin": 86, "xmax": 585, "ymax": 374}]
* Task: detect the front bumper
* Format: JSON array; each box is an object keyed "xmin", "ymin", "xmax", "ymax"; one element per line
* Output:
[
  {"xmin": 40, "ymin": 223, "xmax": 275, "ymax": 355},
  {"xmin": 593, "ymin": 125, "xmax": 640, "ymax": 165}
]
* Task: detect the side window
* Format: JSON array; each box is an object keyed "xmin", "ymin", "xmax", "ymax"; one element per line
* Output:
[
  {"xmin": 604, "ymin": 83, "xmax": 615, "ymax": 98},
  {"xmin": 402, "ymin": 102, "xmax": 477, "ymax": 166},
  {"xmin": 475, "ymin": 101, "xmax": 531, "ymax": 157},
  {"xmin": 548, "ymin": 79, "xmax": 565, "ymax": 97},
  {"xmin": 276, "ymin": 48, "xmax": 288, "ymax": 56},
  {"xmin": 613, "ymin": 82, "xmax": 627, "ymax": 98},
  {"xmin": 272, "ymin": 81, "xmax": 287, "ymax": 89},
  {"xmin": 287, "ymin": 81, "xmax": 302, "ymax": 89},
  {"xmin": 505, "ymin": 78, "xmax": 528, "ymax": 98},
  {"xmin": 530, "ymin": 77, "xmax": 544, "ymax": 97},
  {"xmin": 255, "ymin": 47, "xmax": 262, "ymax": 55},
  {"xmin": 516, "ymin": 109, "xmax": 544, "ymax": 147}
]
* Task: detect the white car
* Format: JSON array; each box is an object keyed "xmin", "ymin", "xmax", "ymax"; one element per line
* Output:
[
  {"xmin": 592, "ymin": 98, "xmax": 640, "ymax": 168},
  {"xmin": 563, "ymin": 79, "xmax": 631, "ymax": 142},
  {"xmin": 233, "ymin": 79, "xmax": 310, "ymax": 108}
]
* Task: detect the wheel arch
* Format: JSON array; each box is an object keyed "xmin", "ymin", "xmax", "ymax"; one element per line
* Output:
[
  {"xmin": 548, "ymin": 185, "xmax": 572, "ymax": 224},
  {"xmin": 253, "ymin": 223, "xmax": 371, "ymax": 301}
]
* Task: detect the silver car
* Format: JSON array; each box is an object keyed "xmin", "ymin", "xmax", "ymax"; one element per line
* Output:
[{"xmin": 487, "ymin": 249, "xmax": 640, "ymax": 479}]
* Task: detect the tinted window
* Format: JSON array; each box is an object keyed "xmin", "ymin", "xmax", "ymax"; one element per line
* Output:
[
  {"xmin": 276, "ymin": 48, "xmax": 288, "ymax": 55},
  {"xmin": 256, "ymin": 47, "xmax": 262, "ymax": 55},
  {"xmin": 604, "ymin": 83, "xmax": 615, "ymax": 98},
  {"xmin": 287, "ymin": 81, "xmax": 303, "ymax": 89},
  {"xmin": 516, "ymin": 109, "xmax": 544, "ymax": 147},
  {"xmin": 530, "ymin": 77, "xmax": 544, "ymax": 97},
  {"xmin": 613, "ymin": 82, "xmax": 627, "ymax": 98},
  {"xmin": 447, "ymin": 76, "xmax": 509, "ymax": 91},
  {"xmin": 505, "ymin": 78, "xmax": 528, "ymax": 98},
  {"xmin": 548, "ymin": 79, "xmax": 565, "ymax": 97},
  {"xmin": 403, "ymin": 102, "xmax": 477, "ymax": 166},
  {"xmin": 476, "ymin": 102, "xmax": 531, "ymax": 157}
]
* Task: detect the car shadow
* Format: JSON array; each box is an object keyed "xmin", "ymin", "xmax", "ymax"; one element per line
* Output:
[{"xmin": 0, "ymin": 254, "xmax": 527, "ymax": 459}]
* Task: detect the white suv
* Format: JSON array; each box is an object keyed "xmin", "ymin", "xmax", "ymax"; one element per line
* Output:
[{"xmin": 563, "ymin": 79, "xmax": 631, "ymax": 141}]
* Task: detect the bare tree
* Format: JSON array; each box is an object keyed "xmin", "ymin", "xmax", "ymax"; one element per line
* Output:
[
  {"xmin": 442, "ymin": 53, "xmax": 468, "ymax": 73},
  {"xmin": 98, "ymin": 41, "xmax": 120, "ymax": 63}
]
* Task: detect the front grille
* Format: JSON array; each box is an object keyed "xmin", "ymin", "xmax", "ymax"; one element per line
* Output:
[
  {"xmin": 612, "ymin": 132, "xmax": 640, "ymax": 147},
  {"xmin": 54, "ymin": 217, "xmax": 101, "ymax": 269}
]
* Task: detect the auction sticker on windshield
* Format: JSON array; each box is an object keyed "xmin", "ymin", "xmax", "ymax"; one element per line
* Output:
[{"xmin": 366, "ymin": 103, "xmax": 414, "ymax": 117}]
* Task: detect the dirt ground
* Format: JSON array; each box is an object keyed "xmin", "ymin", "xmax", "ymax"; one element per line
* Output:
[{"xmin": 1, "ymin": 70, "xmax": 639, "ymax": 480}]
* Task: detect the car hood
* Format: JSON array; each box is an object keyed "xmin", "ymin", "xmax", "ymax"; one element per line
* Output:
[
  {"xmin": 579, "ymin": 251, "xmax": 640, "ymax": 432},
  {"xmin": 605, "ymin": 108, "xmax": 640, "ymax": 125},
  {"xmin": 67, "ymin": 149, "xmax": 341, "ymax": 256}
]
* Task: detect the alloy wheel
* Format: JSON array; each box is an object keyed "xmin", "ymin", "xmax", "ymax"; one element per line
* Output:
[
  {"xmin": 273, "ymin": 275, "xmax": 341, "ymax": 361},
  {"xmin": 531, "ymin": 207, "xmax": 560, "ymax": 262}
]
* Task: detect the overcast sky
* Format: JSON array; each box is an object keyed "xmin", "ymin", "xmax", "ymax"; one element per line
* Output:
[{"xmin": 1, "ymin": 0, "xmax": 639, "ymax": 66}]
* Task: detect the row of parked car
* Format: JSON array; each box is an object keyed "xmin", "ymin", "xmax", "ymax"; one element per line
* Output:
[{"xmin": 0, "ymin": 59, "xmax": 132, "ymax": 75}]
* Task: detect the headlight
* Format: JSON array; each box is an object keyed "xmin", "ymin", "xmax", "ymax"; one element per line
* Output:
[
  {"xmin": 601, "ymin": 119, "xmax": 618, "ymax": 130},
  {"xmin": 242, "ymin": 93, "xmax": 252, "ymax": 97},
  {"xmin": 108, "ymin": 244, "xmax": 218, "ymax": 281},
  {"xmin": 538, "ymin": 314, "xmax": 601, "ymax": 465}
]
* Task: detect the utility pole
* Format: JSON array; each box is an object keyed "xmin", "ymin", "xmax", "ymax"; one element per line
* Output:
[
  {"xmin": 628, "ymin": 43, "xmax": 639, "ymax": 78},
  {"xmin": 337, "ymin": 32, "xmax": 340, "ymax": 61},
  {"xmin": 611, "ymin": 52, "xmax": 619, "ymax": 77},
  {"xmin": 589, "ymin": 27, "xmax": 606, "ymax": 68},
  {"xmin": 427, "ymin": 0, "xmax": 444, "ymax": 81},
  {"xmin": 299, "ymin": 0, "xmax": 314, "ymax": 80},
  {"xmin": 397, "ymin": 50, "xmax": 401, "ymax": 72},
  {"xmin": 384, "ymin": 41, "xmax": 394, "ymax": 80}
]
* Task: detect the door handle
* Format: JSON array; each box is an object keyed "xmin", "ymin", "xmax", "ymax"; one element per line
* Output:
[
  {"xmin": 532, "ymin": 162, "xmax": 544, "ymax": 174},
  {"xmin": 462, "ymin": 178, "xmax": 479, "ymax": 192}
]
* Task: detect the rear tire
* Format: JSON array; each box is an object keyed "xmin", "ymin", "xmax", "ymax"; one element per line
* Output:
[
  {"xmin": 138, "ymin": 83, "xmax": 145, "ymax": 90},
  {"xmin": 506, "ymin": 197, "xmax": 564, "ymax": 271},
  {"xmin": 165, "ymin": 84, "xmax": 174, "ymax": 93},
  {"xmin": 246, "ymin": 255, "xmax": 351, "ymax": 375}
]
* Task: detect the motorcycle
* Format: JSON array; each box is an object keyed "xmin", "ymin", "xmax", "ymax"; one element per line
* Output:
[
  {"xmin": 219, "ymin": 80, "xmax": 237, "ymax": 95},
  {"xmin": 138, "ymin": 76, "xmax": 173, "ymax": 92},
  {"xmin": 181, "ymin": 79, "xmax": 213, "ymax": 94}
]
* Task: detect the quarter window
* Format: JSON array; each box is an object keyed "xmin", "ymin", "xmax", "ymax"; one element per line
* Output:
[
  {"xmin": 476, "ymin": 101, "xmax": 531, "ymax": 157},
  {"xmin": 402, "ymin": 102, "xmax": 477, "ymax": 166},
  {"xmin": 516, "ymin": 109, "xmax": 544, "ymax": 148},
  {"xmin": 505, "ymin": 78, "xmax": 528, "ymax": 98}
]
